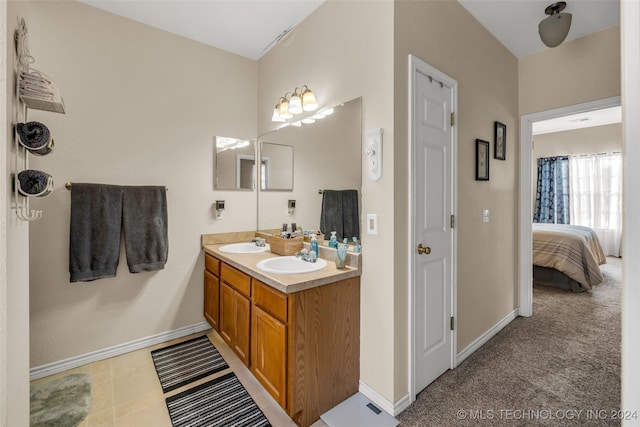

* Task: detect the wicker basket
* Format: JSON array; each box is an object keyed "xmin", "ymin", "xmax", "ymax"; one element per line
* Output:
[{"xmin": 267, "ymin": 235, "xmax": 304, "ymax": 256}]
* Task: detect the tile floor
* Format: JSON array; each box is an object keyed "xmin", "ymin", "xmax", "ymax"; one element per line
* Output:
[{"xmin": 30, "ymin": 329, "xmax": 329, "ymax": 427}]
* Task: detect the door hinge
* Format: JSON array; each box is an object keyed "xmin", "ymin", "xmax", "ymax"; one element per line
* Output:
[
  {"xmin": 450, "ymin": 112, "xmax": 455, "ymax": 126},
  {"xmin": 450, "ymin": 316, "xmax": 455, "ymax": 330},
  {"xmin": 450, "ymin": 214, "xmax": 455, "ymax": 229}
]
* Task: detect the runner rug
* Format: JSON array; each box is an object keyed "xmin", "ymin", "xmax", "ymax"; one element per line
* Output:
[
  {"xmin": 165, "ymin": 372, "xmax": 271, "ymax": 427},
  {"xmin": 151, "ymin": 335, "xmax": 229, "ymax": 393}
]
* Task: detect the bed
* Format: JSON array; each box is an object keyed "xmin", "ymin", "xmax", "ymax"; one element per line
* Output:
[{"xmin": 532, "ymin": 223, "xmax": 606, "ymax": 292}]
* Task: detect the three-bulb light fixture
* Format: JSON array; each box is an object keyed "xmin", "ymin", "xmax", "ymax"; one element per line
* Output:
[{"xmin": 271, "ymin": 85, "xmax": 319, "ymax": 123}]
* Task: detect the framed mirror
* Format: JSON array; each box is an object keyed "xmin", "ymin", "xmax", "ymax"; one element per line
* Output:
[
  {"xmin": 214, "ymin": 136, "xmax": 256, "ymax": 190},
  {"xmin": 257, "ymin": 97, "xmax": 362, "ymax": 239},
  {"xmin": 259, "ymin": 142, "xmax": 294, "ymax": 191}
]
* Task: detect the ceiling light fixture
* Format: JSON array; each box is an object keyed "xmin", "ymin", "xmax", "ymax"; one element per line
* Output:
[
  {"xmin": 538, "ymin": 1, "xmax": 572, "ymax": 48},
  {"xmin": 272, "ymin": 85, "xmax": 318, "ymax": 122}
]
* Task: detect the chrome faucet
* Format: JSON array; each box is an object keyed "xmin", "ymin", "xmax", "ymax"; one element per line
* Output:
[
  {"xmin": 296, "ymin": 250, "xmax": 317, "ymax": 263},
  {"xmin": 250, "ymin": 238, "xmax": 266, "ymax": 247}
]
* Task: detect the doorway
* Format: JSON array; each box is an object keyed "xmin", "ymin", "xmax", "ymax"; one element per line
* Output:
[
  {"xmin": 518, "ymin": 96, "xmax": 621, "ymax": 316},
  {"xmin": 408, "ymin": 55, "xmax": 458, "ymax": 402}
]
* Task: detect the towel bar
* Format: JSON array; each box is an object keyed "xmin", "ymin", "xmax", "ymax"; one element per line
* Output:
[{"xmin": 65, "ymin": 182, "xmax": 168, "ymax": 191}]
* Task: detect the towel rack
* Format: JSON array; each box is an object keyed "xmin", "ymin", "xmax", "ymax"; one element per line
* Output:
[{"xmin": 65, "ymin": 182, "xmax": 168, "ymax": 191}]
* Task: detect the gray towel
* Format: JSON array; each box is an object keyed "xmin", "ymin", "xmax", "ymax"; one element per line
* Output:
[
  {"xmin": 17, "ymin": 121, "xmax": 53, "ymax": 155},
  {"xmin": 320, "ymin": 189, "xmax": 360, "ymax": 241},
  {"xmin": 342, "ymin": 189, "xmax": 360, "ymax": 240},
  {"xmin": 69, "ymin": 184, "xmax": 123, "ymax": 282},
  {"xmin": 17, "ymin": 169, "xmax": 51, "ymax": 196},
  {"xmin": 122, "ymin": 186, "xmax": 168, "ymax": 273}
]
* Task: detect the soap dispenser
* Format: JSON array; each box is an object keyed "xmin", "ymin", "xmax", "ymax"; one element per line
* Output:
[
  {"xmin": 328, "ymin": 231, "xmax": 338, "ymax": 248},
  {"xmin": 310, "ymin": 234, "xmax": 319, "ymax": 257}
]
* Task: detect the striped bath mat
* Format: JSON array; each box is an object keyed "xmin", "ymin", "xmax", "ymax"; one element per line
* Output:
[
  {"xmin": 166, "ymin": 372, "xmax": 271, "ymax": 427},
  {"xmin": 151, "ymin": 335, "xmax": 229, "ymax": 393}
]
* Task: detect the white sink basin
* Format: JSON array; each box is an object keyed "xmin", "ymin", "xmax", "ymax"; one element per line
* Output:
[
  {"xmin": 218, "ymin": 242, "xmax": 271, "ymax": 254},
  {"xmin": 256, "ymin": 256, "xmax": 327, "ymax": 275}
]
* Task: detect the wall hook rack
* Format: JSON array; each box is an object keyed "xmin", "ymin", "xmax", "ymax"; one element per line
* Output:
[{"xmin": 11, "ymin": 18, "xmax": 65, "ymax": 221}]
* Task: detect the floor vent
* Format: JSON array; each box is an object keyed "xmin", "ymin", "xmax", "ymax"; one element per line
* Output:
[{"xmin": 320, "ymin": 392, "xmax": 399, "ymax": 427}]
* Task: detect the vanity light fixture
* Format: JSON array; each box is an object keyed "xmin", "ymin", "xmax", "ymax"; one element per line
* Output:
[{"xmin": 271, "ymin": 85, "xmax": 318, "ymax": 122}]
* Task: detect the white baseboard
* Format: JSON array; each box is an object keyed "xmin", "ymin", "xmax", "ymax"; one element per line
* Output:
[
  {"xmin": 359, "ymin": 381, "xmax": 410, "ymax": 417},
  {"xmin": 456, "ymin": 309, "xmax": 519, "ymax": 365},
  {"xmin": 30, "ymin": 321, "xmax": 211, "ymax": 380}
]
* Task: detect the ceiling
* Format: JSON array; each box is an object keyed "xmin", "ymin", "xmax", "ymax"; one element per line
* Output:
[
  {"xmin": 79, "ymin": 0, "xmax": 324, "ymax": 60},
  {"xmin": 458, "ymin": 0, "xmax": 619, "ymax": 58},
  {"xmin": 80, "ymin": 0, "xmax": 619, "ymax": 61}
]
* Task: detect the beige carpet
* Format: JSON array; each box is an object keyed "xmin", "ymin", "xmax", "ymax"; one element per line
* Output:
[{"xmin": 398, "ymin": 257, "xmax": 621, "ymax": 426}]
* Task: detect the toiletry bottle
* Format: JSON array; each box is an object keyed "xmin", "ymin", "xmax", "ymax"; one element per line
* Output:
[
  {"xmin": 329, "ymin": 231, "xmax": 338, "ymax": 248},
  {"xmin": 310, "ymin": 234, "xmax": 319, "ymax": 257},
  {"xmin": 353, "ymin": 237, "xmax": 361, "ymax": 253}
]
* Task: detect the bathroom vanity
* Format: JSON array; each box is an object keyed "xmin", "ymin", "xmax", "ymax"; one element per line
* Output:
[{"xmin": 202, "ymin": 233, "xmax": 361, "ymax": 427}]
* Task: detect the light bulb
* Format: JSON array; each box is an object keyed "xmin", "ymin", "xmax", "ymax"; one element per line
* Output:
[
  {"xmin": 302, "ymin": 88, "xmax": 318, "ymax": 111},
  {"xmin": 289, "ymin": 94, "xmax": 302, "ymax": 114},
  {"xmin": 279, "ymin": 99, "xmax": 293, "ymax": 119},
  {"xmin": 271, "ymin": 106, "xmax": 284, "ymax": 122}
]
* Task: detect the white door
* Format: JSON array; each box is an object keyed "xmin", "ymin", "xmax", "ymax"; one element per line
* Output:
[{"xmin": 411, "ymin": 56, "xmax": 456, "ymax": 395}]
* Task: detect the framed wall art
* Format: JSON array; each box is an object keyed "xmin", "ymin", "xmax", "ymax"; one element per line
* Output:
[
  {"xmin": 476, "ymin": 139, "xmax": 490, "ymax": 181},
  {"xmin": 494, "ymin": 121, "xmax": 506, "ymax": 160}
]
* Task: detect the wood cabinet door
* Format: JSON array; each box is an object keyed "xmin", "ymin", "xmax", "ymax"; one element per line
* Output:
[
  {"xmin": 219, "ymin": 282, "xmax": 235, "ymax": 347},
  {"xmin": 234, "ymin": 293, "xmax": 251, "ymax": 367},
  {"xmin": 251, "ymin": 305, "xmax": 287, "ymax": 407},
  {"xmin": 204, "ymin": 270, "xmax": 219, "ymax": 331}
]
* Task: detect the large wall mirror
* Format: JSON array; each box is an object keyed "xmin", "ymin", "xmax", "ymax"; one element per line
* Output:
[
  {"xmin": 257, "ymin": 97, "xmax": 362, "ymax": 238},
  {"xmin": 260, "ymin": 143, "xmax": 294, "ymax": 191},
  {"xmin": 214, "ymin": 136, "xmax": 256, "ymax": 190}
]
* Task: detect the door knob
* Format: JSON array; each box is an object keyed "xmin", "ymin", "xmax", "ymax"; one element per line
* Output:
[{"xmin": 417, "ymin": 244, "xmax": 431, "ymax": 255}]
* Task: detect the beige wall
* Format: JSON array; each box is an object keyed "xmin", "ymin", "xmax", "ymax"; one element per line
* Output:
[
  {"xmin": 5, "ymin": 2, "xmax": 31, "ymax": 425},
  {"xmin": 394, "ymin": 0, "xmax": 519, "ymax": 399},
  {"xmin": 533, "ymin": 123, "xmax": 622, "ymax": 159},
  {"xmin": 25, "ymin": 1, "xmax": 257, "ymax": 367},
  {"xmin": 259, "ymin": 0, "xmax": 396, "ymax": 402},
  {"xmin": 519, "ymin": 26, "xmax": 620, "ymax": 116}
]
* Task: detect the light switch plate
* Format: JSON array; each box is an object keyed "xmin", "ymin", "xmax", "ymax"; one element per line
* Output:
[{"xmin": 367, "ymin": 214, "xmax": 378, "ymax": 235}]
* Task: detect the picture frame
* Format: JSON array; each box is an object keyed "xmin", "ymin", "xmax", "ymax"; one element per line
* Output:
[
  {"xmin": 475, "ymin": 139, "xmax": 490, "ymax": 181},
  {"xmin": 494, "ymin": 121, "xmax": 506, "ymax": 160}
]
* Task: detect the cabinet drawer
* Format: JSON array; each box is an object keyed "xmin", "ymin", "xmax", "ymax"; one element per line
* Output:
[
  {"xmin": 221, "ymin": 263, "xmax": 251, "ymax": 297},
  {"xmin": 205, "ymin": 254, "xmax": 220, "ymax": 276},
  {"xmin": 253, "ymin": 280, "xmax": 287, "ymax": 323}
]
